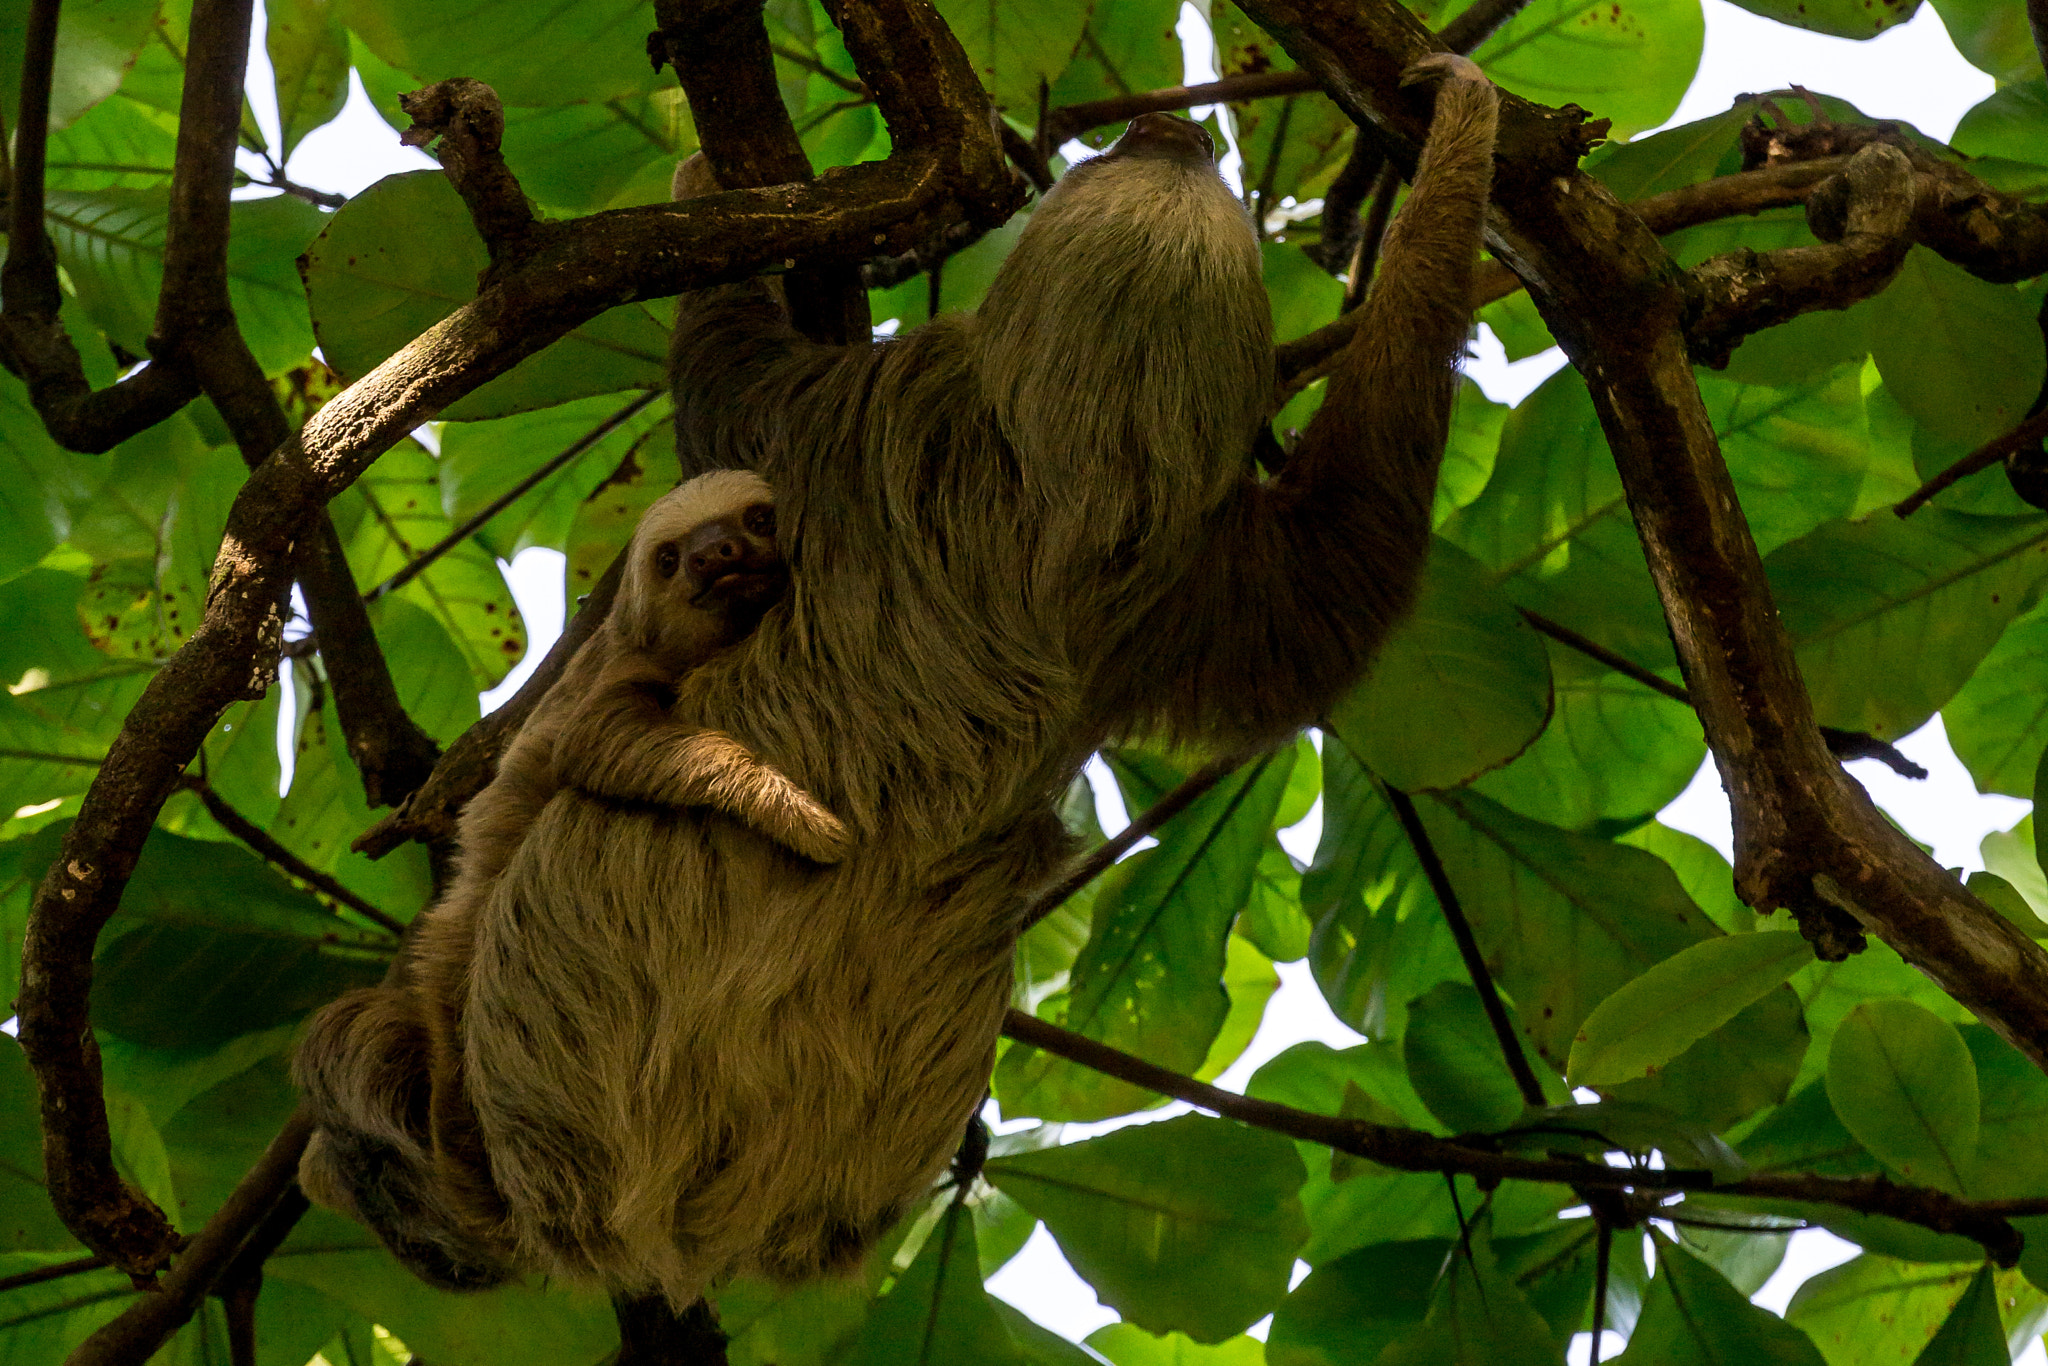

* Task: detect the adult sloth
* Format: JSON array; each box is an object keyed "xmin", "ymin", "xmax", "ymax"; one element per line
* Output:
[{"xmin": 461, "ymin": 54, "xmax": 1499, "ymax": 1306}]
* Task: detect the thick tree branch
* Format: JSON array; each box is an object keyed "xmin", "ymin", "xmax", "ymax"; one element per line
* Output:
[
  {"xmin": 158, "ymin": 0, "xmax": 441, "ymax": 812},
  {"xmin": 1685, "ymin": 143, "xmax": 1915, "ymax": 368},
  {"xmin": 655, "ymin": 0, "xmax": 869, "ymax": 343},
  {"xmin": 999, "ymin": 1010, "xmax": 2027, "ymax": 1263},
  {"xmin": 0, "ymin": 0, "xmax": 199, "ymax": 450},
  {"xmin": 1234, "ymin": 0, "xmax": 2048, "ymax": 1069},
  {"xmin": 65, "ymin": 1111, "xmax": 313, "ymax": 1366}
]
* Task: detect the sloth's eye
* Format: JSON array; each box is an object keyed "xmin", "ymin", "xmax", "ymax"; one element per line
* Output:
[
  {"xmin": 654, "ymin": 544, "xmax": 681, "ymax": 579},
  {"xmin": 744, "ymin": 504, "xmax": 775, "ymax": 537}
]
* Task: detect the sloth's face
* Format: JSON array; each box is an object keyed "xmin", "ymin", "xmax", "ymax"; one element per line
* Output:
[{"xmin": 667, "ymin": 500, "xmax": 787, "ymax": 615}]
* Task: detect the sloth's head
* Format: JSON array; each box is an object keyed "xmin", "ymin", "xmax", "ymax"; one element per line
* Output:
[{"xmin": 617, "ymin": 469, "xmax": 785, "ymax": 667}]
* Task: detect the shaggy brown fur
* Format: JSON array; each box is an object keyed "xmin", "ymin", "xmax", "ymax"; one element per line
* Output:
[
  {"xmin": 294, "ymin": 470, "xmax": 847, "ymax": 1288},
  {"xmin": 440, "ymin": 57, "xmax": 1499, "ymax": 1307}
]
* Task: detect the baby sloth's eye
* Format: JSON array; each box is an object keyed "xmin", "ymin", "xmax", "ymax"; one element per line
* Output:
[
  {"xmin": 743, "ymin": 504, "xmax": 775, "ymax": 537},
  {"xmin": 654, "ymin": 543, "xmax": 681, "ymax": 579}
]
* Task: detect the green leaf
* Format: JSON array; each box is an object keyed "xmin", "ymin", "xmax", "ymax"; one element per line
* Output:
[
  {"xmin": 1371, "ymin": 1223, "xmax": 1558, "ymax": 1366},
  {"xmin": 1825, "ymin": 1000, "xmax": 1980, "ymax": 1195},
  {"xmin": 45, "ymin": 91, "xmax": 178, "ymax": 193},
  {"xmin": 1266, "ymin": 1239, "xmax": 1448, "ymax": 1366},
  {"xmin": 997, "ymin": 752, "xmax": 1294, "ymax": 1121},
  {"xmin": 1787, "ymin": 1255, "xmax": 2041, "ymax": 1365},
  {"xmin": 1617, "ymin": 1238, "xmax": 1827, "ymax": 1364},
  {"xmin": 987, "ymin": 1115, "xmax": 1308, "ymax": 1343},
  {"xmin": 368, "ymin": 596, "xmax": 484, "ymax": 747},
  {"xmin": 1569, "ymin": 930, "xmax": 1813, "ymax": 1088},
  {"xmin": 1930, "ymin": 0, "xmax": 2043, "ymax": 81},
  {"xmin": 1872, "ymin": 248, "xmax": 2047, "ymax": 448},
  {"xmin": 1953, "ymin": 79, "xmax": 2048, "ymax": 166},
  {"xmin": 340, "ymin": 440, "xmax": 527, "ymax": 689},
  {"xmin": 841, "ymin": 1204, "xmax": 1024, "ymax": 1366},
  {"xmin": 1463, "ymin": 0, "xmax": 1704, "ymax": 139},
  {"xmin": 1403, "ymin": 982, "xmax": 1528, "ymax": 1133},
  {"xmin": 0, "ymin": 0, "xmax": 160, "ymax": 132},
  {"xmin": 1469, "ymin": 642, "xmax": 1703, "ymax": 832},
  {"xmin": 335, "ymin": 0, "xmax": 667, "ymax": 105},
  {"xmin": 1195, "ymin": 935, "xmax": 1280, "ymax": 1082},
  {"xmin": 1331, "ymin": 538, "xmax": 1553, "ymax": 792},
  {"xmin": 302, "ymin": 171, "xmax": 667, "ymax": 419},
  {"xmin": 932, "ymin": 0, "xmax": 1090, "ymax": 116},
  {"xmin": 1911, "ymin": 1263, "xmax": 2009, "ymax": 1366},
  {"xmin": 1044, "ymin": 0, "xmax": 1184, "ymax": 109},
  {"xmin": 1944, "ymin": 596, "xmax": 2048, "ymax": 797},
  {"xmin": 266, "ymin": 0, "xmax": 351, "ymax": 163},
  {"xmin": 1086, "ymin": 1323, "xmax": 1267, "ymax": 1365},
  {"xmin": 1769, "ymin": 510, "xmax": 2048, "ymax": 738},
  {"xmin": 1722, "ymin": 0, "xmax": 1918, "ymax": 35},
  {"xmin": 437, "ymin": 391, "xmax": 669, "ymax": 560}
]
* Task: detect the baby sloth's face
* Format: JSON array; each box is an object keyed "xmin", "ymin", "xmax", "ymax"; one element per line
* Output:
[{"xmin": 665, "ymin": 500, "xmax": 785, "ymax": 617}]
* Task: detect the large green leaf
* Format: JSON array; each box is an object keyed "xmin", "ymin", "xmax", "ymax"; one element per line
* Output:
[
  {"xmin": 987, "ymin": 1116, "xmax": 1308, "ymax": 1344},
  {"xmin": 1929, "ymin": 0, "xmax": 2042, "ymax": 81},
  {"xmin": 841, "ymin": 1204, "xmax": 1024, "ymax": 1366},
  {"xmin": 1371, "ymin": 1224, "xmax": 1558, "ymax": 1366},
  {"xmin": 335, "ymin": 0, "xmax": 665, "ymax": 105},
  {"xmin": 1952, "ymin": 79, "xmax": 2048, "ymax": 166},
  {"xmin": 1617, "ymin": 1238, "xmax": 1828, "ymax": 1364},
  {"xmin": 1045, "ymin": 0, "xmax": 1184, "ymax": 110},
  {"xmin": 932, "ymin": 0, "xmax": 1090, "ymax": 117},
  {"xmin": 301, "ymin": 171, "xmax": 667, "ymax": 420},
  {"xmin": 267, "ymin": 0, "xmax": 351, "ymax": 161},
  {"xmin": 1943, "ymin": 595, "xmax": 2048, "ymax": 797},
  {"xmin": 1722, "ymin": 0, "xmax": 1919, "ymax": 35},
  {"xmin": 1331, "ymin": 538, "xmax": 1553, "ymax": 793},
  {"xmin": 1871, "ymin": 248, "xmax": 2047, "ymax": 449},
  {"xmin": 1910, "ymin": 1263, "xmax": 2010, "ymax": 1366},
  {"xmin": 1087, "ymin": 1324, "xmax": 1266, "ymax": 1365},
  {"xmin": 1787, "ymin": 1255, "xmax": 2045, "ymax": 1366},
  {"xmin": 1825, "ymin": 1000, "xmax": 1979, "ymax": 1195},
  {"xmin": 1454, "ymin": 0, "xmax": 1704, "ymax": 138},
  {"xmin": 0, "ymin": 0, "xmax": 160, "ymax": 132},
  {"xmin": 1569, "ymin": 930, "xmax": 1813, "ymax": 1088},
  {"xmin": 1403, "ymin": 981, "xmax": 1528, "ymax": 1133},
  {"xmin": 1768, "ymin": 510, "xmax": 2048, "ymax": 737},
  {"xmin": 997, "ymin": 751, "xmax": 1294, "ymax": 1121},
  {"xmin": 1266, "ymin": 1239, "xmax": 1449, "ymax": 1366}
]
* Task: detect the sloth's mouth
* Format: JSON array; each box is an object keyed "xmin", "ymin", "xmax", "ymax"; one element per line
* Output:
[{"xmin": 692, "ymin": 566, "xmax": 786, "ymax": 609}]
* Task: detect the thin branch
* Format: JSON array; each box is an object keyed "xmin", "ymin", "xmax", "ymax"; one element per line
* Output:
[
  {"xmin": 1517, "ymin": 609, "xmax": 1928, "ymax": 780},
  {"xmin": 368, "ymin": 388, "xmax": 662, "ymax": 601},
  {"xmin": 66, "ymin": 1110, "xmax": 314, "ymax": 1366},
  {"xmin": 180, "ymin": 776, "xmax": 407, "ymax": 935},
  {"xmin": 1340, "ymin": 160, "xmax": 1400, "ymax": 313},
  {"xmin": 1018, "ymin": 746, "xmax": 1267, "ymax": 933},
  {"xmin": 0, "ymin": 1255, "xmax": 108, "ymax": 1294},
  {"xmin": 998, "ymin": 1009, "xmax": 2027, "ymax": 1263},
  {"xmin": 1041, "ymin": 70, "xmax": 1319, "ymax": 147},
  {"xmin": 1381, "ymin": 782, "xmax": 1548, "ymax": 1108},
  {"xmin": 1684, "ymin": 143, "xmax": 1916, "ymax": 369},
  {"xmin": 1590, "ymin": 1218, "xmax": 1611, "ymax": 1363},
  {"xmin": 1894, "ymin": 407, "xmax": 2048, "ymax": 517},
  {"xmin": 772, "ymin": 40, "xmax": 867, "ymax": 94}
]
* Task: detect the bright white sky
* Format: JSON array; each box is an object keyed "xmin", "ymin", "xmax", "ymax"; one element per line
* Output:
[{"xmin": 262, "ymin": 2, "xmax": 2028, "ymax": 1354}]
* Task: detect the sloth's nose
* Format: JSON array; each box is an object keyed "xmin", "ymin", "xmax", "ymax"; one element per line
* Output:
[{"xmin": 688, "ymin": 535, "xmax": 744, "ymax": 578}]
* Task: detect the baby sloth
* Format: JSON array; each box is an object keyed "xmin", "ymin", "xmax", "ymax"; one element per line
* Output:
[{"xmin": 294, "ymin": 469, "xmax": 846, "ymax": 1291}]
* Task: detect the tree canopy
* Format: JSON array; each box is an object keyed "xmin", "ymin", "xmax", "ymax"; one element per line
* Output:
[{"xmin": 4, "ymin": 0, "xmax": 2048, "ymax": 1361}]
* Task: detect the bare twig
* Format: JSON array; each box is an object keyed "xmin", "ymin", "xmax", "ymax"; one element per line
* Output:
[
  {"xmin": 1382, "ymin": 782, "xmax": 1548, "ymax": 1106},
  {"xmin": 1895, "ymin": 408, "xmax": 2048, "ymax": 517},
  {"xmin": 998, "ymin": 1009, "xmax": 2027, "ymax": 1261},
  {"xmin": 0, "ymin": 1255, "xmax": 108, "ymax": 1294},
  {"xmin": 1041, "ymin": 70, "xmax": 1320, "ymax": 147},
  {"xmin": 1340, "ymin": 161, "xmax": 1400, "ymax": 313},
  {"xmin": 1516, "ymin": 610, "xmax": 1926, "ymax": 779},
  {"xmin": 368, "ymin": 388, "xmax": 662, "ymax": 601},
  {"xmin": 180, "ymin": 775, "xmax": 407, "ymax": 935},
  {"xmin": 1437, "ymin": 0, "xmax": 1536, "ymax": 52}
]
